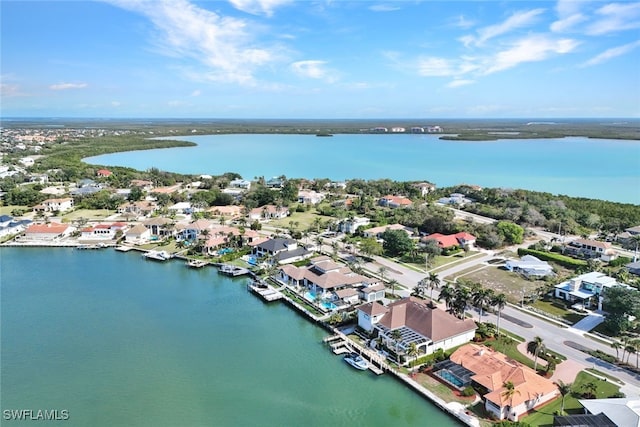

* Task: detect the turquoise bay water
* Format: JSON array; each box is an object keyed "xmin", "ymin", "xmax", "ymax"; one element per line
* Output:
[
  {"xmin": 85, "ymin": 134, "xmax": 640, "ymax": 204},
  {"xmin": 1, "ymin": 248, "xmax": 460, "ymax": 427}
]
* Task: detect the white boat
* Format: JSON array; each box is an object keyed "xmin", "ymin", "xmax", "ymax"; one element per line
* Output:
[
  {"xmin": 143, "ymin": 250, "xmax": 171, "ymax": 261},
  {"xmin": 186, "ymin": 259, "xmax": 207, "ymax": 268},
  {"xmin": 344, "ymin": 352, "xmax": 369, "ymax": 370}
]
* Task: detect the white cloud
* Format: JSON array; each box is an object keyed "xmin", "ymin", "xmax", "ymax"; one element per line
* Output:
[
  {"xmin": 463, "ymin": 8, "xmax": 545, "ymax": 47},
  {"xmin": 49, "ymin": 82, "xmax": 88, "ymax": 90},
  {"xmin": 551, "ymin": 12, "xmax": 587, "ymax": 32},
  {"xmin": 228, "ymin": 0, "xmax": 292, "ymax": 17},
  {"xmin": 369, "ymin": 4, "xmax": 400, "ymax": 12},
  {"xmin": 447, "ymin": 79, "xmax": 474, "ymax": 88},
  {"xmin": 485, "ymin": 35, "xmax": 579, "ymax": 74},
  {"xmin": 417, "ymin": 57, "xmax": 456, "ymax": 77},
  {"xmin": 191, "ymin": 89, "xmax": 201, "ymax": 97},
  {"xmin": 106, "ymin": 0, "xmax": 280, "ymax": 85},
  {"xmin": 111, "ymin": 101, "xmax": 121, "ymax": 107},
  {"xmin": 581, "ymin": 40, "xmax": 640, "ymax": 67},
  {"xmin": 290, "ymin": 60, "xmax": 338, "ymax": 82},
  {"xmin": 1, "ymin": 83, "xmax": 21, "ymax": 97},
  {"xmin": 451, "ymin": 15, "xmax": 475, "ymax": 29},
  {"xmin": 587, "ymin": 2, "xmax": 640, "ymax": 35}
]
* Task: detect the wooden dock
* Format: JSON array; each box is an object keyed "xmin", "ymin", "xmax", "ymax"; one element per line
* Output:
[
  {"xmin": 115, "ymin": 246, "xmax": 133, "ymax": 252},
  {"xmin": 247, "ymin": 281, "xmax": 284, "ymax": 302},
  {"xmin": 219, "ymin": 264, "xmax": 250, "ymax": 276}
]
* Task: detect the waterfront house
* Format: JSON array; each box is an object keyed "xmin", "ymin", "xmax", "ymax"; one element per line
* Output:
[
  {"xmin": 554, "ymin": 271, "xmax": 632, "ymax": 310},
  {"xmin": 357, "ymin": 297, "xmax": 476, "ymax": 359},
  {"xmin": 96, "ymin": 169, "xmax": 112, "ymax": 177},
  {"xmin": 378, "ymin": 195, "xmax": 413, "ymax": 208},
  {"xmin": 0, "ymin": 218, "xmax": 32, "ymax": 238},
  {"xmin": 80, "ymin": 222, "xmax": 126, "ymax": 240},
  {"xmin": 505, "ymin": 255, "xmax": 554, "ymax": 278},
  {"xmin": 24, "ymin": 222, "xmax": 72, "ymax": 241},
  {"xmin": 125, "ymin": 224, "xmax": 151, "ymax": 244},
  {"xmin": 265, "ymin": 177, "xmax": 284, "ymax": 188},
  {"xmin": 0, "ymin": 215, "xmax": 13, "ymax": 227},
  {"xmin": 421, "ymin": 232, "xmax": 476, "ymax": 250},
  {"xmin": 33, "ymin": 197, "xmax": 74, "ymax": 213},
  {"xmin": 143, "ymin": 217, "xmax": 173, "ymax": 239},
  {"xmin": 278, "ymin": 256, "xmax": 380, "ymax": 308},
  {"xmin": 339, "ymin": 217, "xmax": 371, "ymax": 234},
  {"xmin": 442, "ymin": 344, "xmax": 559, "ymax": 422},
  {"xmin": 175, "ymin": 219, "xmax": 214, "ymax": 242},
  {"xmin": 363, "ymin": 223, "xmax": 414, "ymax": 239},
  {"xmin": 563, "ymin": 238, "xmax": 618, "ymax": 262},
  {"xmin": 201, "ymin": 225, "xmax": 259, "ymax": 255},
  {"xmin": 359, "ymin": 283, "xmax": 386, "ymax": 302},
  {"xmin": 253, "ymin": 238, "xmax": 312, "ymax": 264}
]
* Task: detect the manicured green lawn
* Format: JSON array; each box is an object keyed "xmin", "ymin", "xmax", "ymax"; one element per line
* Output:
[
  {"xmin": 522, "ymin": 371, "xmax": 620, "ymax": 426},
  {"xmin": 531, "ymin": 300, "xmax": 586, "ymax": 325},
  {"xmin": 267, "ymin": 208, "xmax": 326, "ymax": 232},
  {"xmin": 0, "ymin": 205, "xmax": 29, "ymax": 215}
]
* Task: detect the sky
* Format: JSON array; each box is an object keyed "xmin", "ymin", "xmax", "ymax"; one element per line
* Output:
[{"xmin": 1, "ymin": 0, "xmax": 639, "ymax": 119}]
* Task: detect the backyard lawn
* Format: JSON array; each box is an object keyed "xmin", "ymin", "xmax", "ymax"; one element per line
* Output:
[{"xmin": 267, "ymin": 208, "xmax": 326, "ymax": 232}]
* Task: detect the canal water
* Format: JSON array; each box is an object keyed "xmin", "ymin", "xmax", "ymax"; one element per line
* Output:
[{"xmin": 1, "ymin": 248, "xmax": 461, "ymax": 426}]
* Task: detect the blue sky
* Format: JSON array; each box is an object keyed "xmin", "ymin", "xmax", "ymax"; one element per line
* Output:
[{"xmin": 1, "ymin": 0, "xmax": 639, "ymax": 118}]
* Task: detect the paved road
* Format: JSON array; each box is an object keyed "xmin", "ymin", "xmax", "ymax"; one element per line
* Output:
[{"xmin": 354, "ymin": 249, "xmax": 640, "ymax": 396}]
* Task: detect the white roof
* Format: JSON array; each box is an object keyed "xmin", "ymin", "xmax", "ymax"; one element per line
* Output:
[{"xmin": 580, "ymin": 398, "xmax": 640, "ymax": 427}]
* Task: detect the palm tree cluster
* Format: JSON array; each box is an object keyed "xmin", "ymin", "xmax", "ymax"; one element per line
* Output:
[{"xmin": 437, "ymin": 281, "xmax": 508, "ymax": 334}]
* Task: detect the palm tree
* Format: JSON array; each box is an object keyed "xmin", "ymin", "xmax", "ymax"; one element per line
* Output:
[
  {"xmin": 378, "ymin": 266, "xmax": 388, "ymax": 283},
  {"xmin": 427, "ymin": 272, "xmax": 441, "ymax": 305},
  {"xmin": 389, "ymin": 278, "xmax": 399, "ymax": 298},
  {"xmin": 556, "ymin": 380, "xmax": 572, "ymax": 415},
  {"xmin": 407, "ymin": 342, "xmax": 419, "ymax": 367},
  {"xmin": 501, "ymin": 381, "xmax": 521, "ymax": 418},
  {"xmin": 492, "ymin": 293, "xmax": 507, "ymax": 337},
  {"xmin": 581, "ymin": 381, "xmax": 598, "ymax": 399},
  {"xmin": 624, "ymin": 234, "xmax": 640, "ymax": 262},
  {"xmin": 527, "ymin": 336, "xmax": 545, "ymax": 372},
  {"xmin": 390, "ymin": 329, "xmax": 403, "ymax": 362},
  {"xmin": 438, "ymin": 284, "xmax": 456, "ymax": 314},
  {"xmin": 611, "ymin": 340, "xmax": 622, "ymax": 362}
]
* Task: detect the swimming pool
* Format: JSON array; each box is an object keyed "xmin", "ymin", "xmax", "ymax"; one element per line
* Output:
[{"xmin": 435, "ymin": 369, "xmax": 465, "ymax": 389}]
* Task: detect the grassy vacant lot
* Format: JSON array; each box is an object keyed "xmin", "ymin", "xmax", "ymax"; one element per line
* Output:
[
  {"xmin": 62, "ymin": 209, "xmax": 115, "ymax": 221},
  {"xmin": 448, "ymin": 265, "xmax": 549, "ymax": 304},
  {"xmin": 522, "ymin": 371, "xmax": 620, "ymax": 426},
  {"xmin": 267, "ymin": 209, "xmax": 326, "ymax": 232}
]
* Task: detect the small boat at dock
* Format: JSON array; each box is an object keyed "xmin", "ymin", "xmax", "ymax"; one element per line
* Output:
[{"xmin": 344, "ymin": 352, "xmax": 369, "ymax": 370}]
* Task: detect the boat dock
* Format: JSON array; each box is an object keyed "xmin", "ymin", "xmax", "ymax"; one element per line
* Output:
[
  {"xmin": 323, "ymin": 333, "xmax": 386, "ymax": 375},
  {"xmin": 115, "ymin": 245, "xmax": 134, "ymax": 252},
  {"xmin": 186, "ymin": 259, "xmax": 208, "ymax": 268},
  {"xmin": 247, "ymin": 280, "xmax": 284, "ymax": 302},
  {"xmin": 76, "ymin": 243, "xmax": 108, "ymax": 250},
  {"xmin": 218, "ymin": 264, "xmax": 250, "ymax": 276}
]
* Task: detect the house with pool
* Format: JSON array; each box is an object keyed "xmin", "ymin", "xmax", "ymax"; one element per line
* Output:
[
  {"xmin": 277, "ymin": 256, "xmax": 382, "ymax": 310},
  {"xmin": 356, "ymin": 297, "xmax": 477, "ymax": 360},
  {"xmin": 435, "ymin": 344, "xmax": 559, "ymax": 422}
]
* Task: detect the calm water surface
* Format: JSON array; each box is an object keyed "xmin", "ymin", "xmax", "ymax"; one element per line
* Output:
[
  {"xmin": 85, "ymin": 134, "xmax": 640, "ymax": 204},
  {"xmin": 1, "ymin": 248, "xmax": 461, "ymax": 426}
]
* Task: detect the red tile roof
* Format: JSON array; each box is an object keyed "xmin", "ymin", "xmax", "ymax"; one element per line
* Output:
[{"xmin": 26, "ymin": 222, "xmax": 69, "ymax": 234}]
